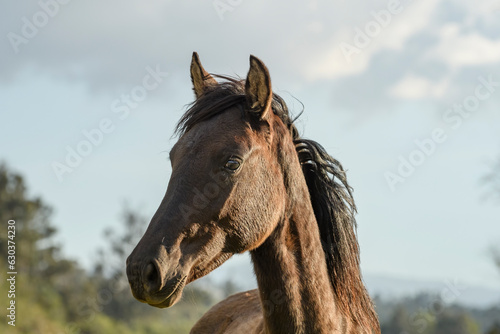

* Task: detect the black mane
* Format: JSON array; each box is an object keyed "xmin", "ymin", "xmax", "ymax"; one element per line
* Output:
[{"xmin": 176, "ymin": 77, "xmax": 379, "ymax": 331}]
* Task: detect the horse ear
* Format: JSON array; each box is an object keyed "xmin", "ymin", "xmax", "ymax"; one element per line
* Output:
[
  {"xmin": 190, "ymin": 52, "xmax": 217, "ymax": 98},
  {"xmin": 245, "ymin": 55, "xmax": 273, "ymax": 120}
]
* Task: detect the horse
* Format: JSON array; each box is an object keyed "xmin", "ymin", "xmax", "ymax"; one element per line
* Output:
[{"xmin": 126, "ymin": 52, "xmax": 380, "ymax": 334}]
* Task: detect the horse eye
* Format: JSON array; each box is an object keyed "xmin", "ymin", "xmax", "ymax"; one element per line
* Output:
[{"xmin": 224, "ymin": 159, "xmax": 240, "ymax": 171}]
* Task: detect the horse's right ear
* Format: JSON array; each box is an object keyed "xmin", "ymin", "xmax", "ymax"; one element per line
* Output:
[
  {"xmin": 190, "ymin": 52, "xmax": 217, "ymax": 98},
  {"xmin": 245, "ymin": 55, "xmax": 273, "ymax": 120}
]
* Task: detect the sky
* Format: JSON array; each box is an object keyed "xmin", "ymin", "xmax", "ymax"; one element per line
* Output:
[{"xmin": 1, "ymin": 0, "xmax": 500, "ymax": 293}]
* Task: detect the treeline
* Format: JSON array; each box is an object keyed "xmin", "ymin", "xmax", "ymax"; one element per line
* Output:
[
  {"xmin": 376, "ymin": 293, "xmax": 500, "ymax": 334},
  {"xmin": 1, "ymin": 163, "xmax": 499, "ymax": 333},
  {"xmin": 0, "ymin": 164, "xmax": 226, "ymax": 334}
]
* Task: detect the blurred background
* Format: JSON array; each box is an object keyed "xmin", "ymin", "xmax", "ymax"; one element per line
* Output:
[{"xmin": 1, "ymin": 0, "xmax": 500, "ymax": 333}]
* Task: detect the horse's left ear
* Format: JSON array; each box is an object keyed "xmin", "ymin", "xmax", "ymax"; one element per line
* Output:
[
  {"xmin": 245, "ymin": 55, "xmax": 273, "ymax": 120},
  {"xmin": 190, "ymin": 52, "xmax": 218, "ymax": 98}
]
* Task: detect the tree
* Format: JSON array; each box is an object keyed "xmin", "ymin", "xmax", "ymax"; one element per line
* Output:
[
  {"xmin": 486, "ymin": 322, "xmax": 500, "ymax": 334},
  {"xmin": 434, "ymin": 312, "xmax": 480, "ymax": 334},
  {"xmin": 0, "ymin": 163, "xmax": 59, "ymax": 279},
  {"xmin": 0, "ymin": 163, "xmax": 227, "ymax": 333},
  {"xmin": 0, "ymin": 163, "xmax": 94, "ymax": 332},
  {"xmin": 381, "ymin": 305, "xmax": 411, "ymax": 334},
  {"xmin": 92, "ymin": 206, "xmax": 154, "ymax": 321}
]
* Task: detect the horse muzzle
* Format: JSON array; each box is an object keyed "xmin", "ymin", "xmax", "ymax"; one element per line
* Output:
[{"xmin": 126, "ymin": 256, "xmax": 187, "ymax": 308}]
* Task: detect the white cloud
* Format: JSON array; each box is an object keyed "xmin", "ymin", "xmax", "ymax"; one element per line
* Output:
[
  {"xmin": 429, "ymin": 24, "xmax": 500, "ymax": 68},
  {"xmin": 301, "ymin": 30, "xmax": 373, "ymax": 81},
  {"xmin": 389, "ymin": 75, "xmax": 449, "ymax": 99},
  {"xmin": 376, "ymin": 0, "xmax": 441, "ymax": 51},
  {"xmin": 1, "ymin": 0, "xmax": 499, "ymax": 111},
  {"xmin": 300, "ymin": 0, "xmax": 442, "ymax": 81}
]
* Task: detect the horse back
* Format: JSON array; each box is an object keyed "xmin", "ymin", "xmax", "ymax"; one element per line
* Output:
[{"xmin": 190, "ymin": 289, "xmax": 264, "ymax": 334}]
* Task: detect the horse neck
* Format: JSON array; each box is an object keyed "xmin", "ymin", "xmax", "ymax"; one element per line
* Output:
[{"xmin": 250, "ymin": 135, "xmax": 347, "ymax": 333}]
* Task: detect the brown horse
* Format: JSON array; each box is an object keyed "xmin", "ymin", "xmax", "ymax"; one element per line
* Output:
[{"xmin": 126, "ymin": 52, "xmax": 380, "ymax": 334}]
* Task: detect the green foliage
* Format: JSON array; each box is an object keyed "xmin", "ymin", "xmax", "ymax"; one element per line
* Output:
[
  {"xmin": 381, "ymin": 304, "xmax": 409, "ymax": 334},
  {"xmin": 378, "ymin": 295, "xmax": 488, "ymax": 334},
  {"xmin": 2, "ymin": 162, "xmax": 498, "ymax": 333},
  {"xmin": 0, "ymin": 164, "xmax": 58, "ymax": 279},
  {"xmin": 0, "ymin": 163, "xmax": 216, "ymax": 333},
  {"xmin": 380, "ymin": 305, "xmax": 436, "ymax": 334},
  {"xmin": 486, "ymin": 323, "xmax": 500, "ymax": 334},
  {"xmin": 434, "ymin": 312, "xmax": 480, "ymax": 334}
]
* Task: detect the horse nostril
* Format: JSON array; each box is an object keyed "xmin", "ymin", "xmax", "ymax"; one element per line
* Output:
[
  {"xmin": 145, "ymin": 263, "xmax": 155, "ymax": 282},
  {"xmin": 143, "ymin": 262, "xmax": 160, "ymax": 293}
]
